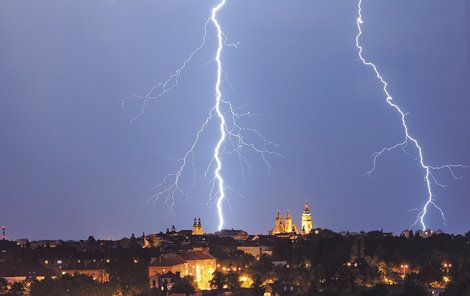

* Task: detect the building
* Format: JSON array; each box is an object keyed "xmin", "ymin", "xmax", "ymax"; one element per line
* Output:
[
  {"xmin": 15, "ymin": 239, "xmax": 29, "ymax": 248},
  {"xmin": 142, "ymin": 233, "xmax": 154, "ymax": 248},
  {"xmin": 148, "ymin": 250, "xmax": 216, "ymax": 290},
  {"xmin": 0, "ymin": 264, "xmax": 56, "ymax": 285},
  {"xmin": 30, "ymin": 240, "xmax": 63, "ymax": 249},
  {"xmin": 237, "ymin": 245, "xmax": 272, "ymax": 258},
  {"xmin": 271, "ymin": 211, "xmax": 299, "ymax": 235},
  {"xmin": 417, "ymin": 229, "xmax": 444, "ymax": 238},
  {"xmin": 401, "ymin": 229, "xmax": 412, "ymax": 238},
  {"xmin": 301, "ymin": 201, "xmax": 313, "ymax": 235},
  {"xmin": 271, "ymin": 201, "xmax": 313, "ymax": 236},
  {"xmin": 214, "ymin": 229, "xmax": 249, "ymax": 240},
  {"xmin": 61, "ymin": 263, "xmax": 109, "ymax": 283},
  {"xmin": 192, "ymin": 217, "xmax": 204, "ymax": 235}
]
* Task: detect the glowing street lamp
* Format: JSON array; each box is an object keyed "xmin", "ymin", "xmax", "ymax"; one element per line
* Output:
[
  {"xmin": 442, "ymin": 262, "xmax": 452, "ymax": 274},
  {"xmin": 400, "ymin": 264, "xmax": 409, "ymax": 277}
]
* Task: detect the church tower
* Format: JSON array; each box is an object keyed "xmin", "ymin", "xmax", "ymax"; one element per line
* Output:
[
  {"xmin": 272, "ymin": 211, "xmax": 285, "ymax": 234},
  {"xmin": 192, "ymin": 218, "xmax": 199, "ymax": 235},
  {"xmin": 301, "ymin": 201, "xmax": 313, "ymax": 235},
  {"xmin": 197, "ymin": 217, "xmax": 203, "ymax": 235},
  {"xmin": 284, "ymin": 210, "xmax": 293, "ymax": 233},
  {"xmin": 284, "ymin": 210, "xmax": 299, "ymax": 234}
]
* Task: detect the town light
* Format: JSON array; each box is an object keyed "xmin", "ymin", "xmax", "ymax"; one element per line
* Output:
[
  {"xmin": 239, "ymin": 275, "xmax": 253, "ymax": 288},
  {"xmin": 442, "ymin": 262, "xmax": 452, "ymax": 273},
  {"xmin": 400, "ymin": 264, "xmax": 409, "ymax": 277}
]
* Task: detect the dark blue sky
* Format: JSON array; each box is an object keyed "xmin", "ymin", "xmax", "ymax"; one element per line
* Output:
[{"xmin": 1, "ymin": 0, "xmax": 469, "ymax": 240}]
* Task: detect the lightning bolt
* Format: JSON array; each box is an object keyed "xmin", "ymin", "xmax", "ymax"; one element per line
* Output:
[
  {"xmin": 355, "ymin": 0, "xmax": 467, "ymax": 230},
  {"xmin": 123, "ymin": 0, "xmax": 279, "ymax": 231},
  {"xmin": 212, "ymin": 0, "xmax": 228, "ymax": 231}
]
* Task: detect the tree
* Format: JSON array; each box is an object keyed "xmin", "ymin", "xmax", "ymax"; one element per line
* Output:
[
  {"xmin": 358, "ymin": 284, "xmax": 389, "ymax": 296},
  {"xmin": 106, "ymin": 253, "xmax": 148, "ymax": 294},
  {"xmin": 170, "ymin": 276, "xmax": 196, "ymax": 296},
  {"xmin": 0, "ymin": 278, "xmax": 8, "ymax": 295},
  {"xmin": 160, "ymin": 280, "xmax": 169, "ymax": 296},
  {"xmin": 252, "ymin": 275, "xmax": 265, "ymax": 296},
  {"xmin": 402, "ymin": 273, "xmax": 428, "ymax": 296},
  {"xmin": 225, "ymin": 271, "xmax": 240, "ymax": 289},
  {"xmin": 249, "ymin": 255, "xmax": 274, "ymax": 282},
  {"xmin": 8, "ymin": 282, "xmax": 24, "ymax": 295},
  {"xmin": 30, "ymin": 277, "xmax": 55, "ymax": 296},
  {"xmin": 30, "ymin": 274, "xmax": 113, "ymax": 296},
  {"xmin": 210, "ymin": 271, "xmax": 225, "ymax": 290}
]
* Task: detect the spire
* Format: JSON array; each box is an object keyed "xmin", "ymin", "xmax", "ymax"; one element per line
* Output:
[
  {"xmin": 276, "ymin": 211, "xmax": 282, "ymax": 220},
  {"xmin": 193, "ymin": 218, "xmax": 197, "ymax": 227},
  {"xmin": 285, "ymin": 210, "xmax": 291, "ymax": 219},
  {"xmin": 197, "ymin": 218, "xmax": 201, "ymax": 227},
  {"xmin": 301, "ymin": 199, "xmax": 313, "ymax": 235},
  {"xmin": 303, "ymin": 200, "xmax": 310, "ymax": 214}
]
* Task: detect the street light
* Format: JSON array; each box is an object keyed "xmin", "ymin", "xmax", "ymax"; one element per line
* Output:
[
  {"xmin": 442, "ymin": 262, "xmax": 452, "ymax": 274},
  {"xmin": 400, "ymin": 264, "xmax": 409, "ymax": 277}
]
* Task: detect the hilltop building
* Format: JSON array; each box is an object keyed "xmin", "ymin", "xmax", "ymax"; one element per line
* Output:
[
  {"xmin": 301, "ymin": 201, "xmax": 313, "ymax": 235},
  {"xmin": 215, "ymin": 229, "xmax": 249, "ymax": 240},
  {"xmin": 270, "ymin": 201, "xmax": 313, "ymax": 236},
  {"xmin": 271, "ymin": 210, "xmax": 298, "ymax": 235},
  {"xmin": 192, "ymin": 218, "xmax": 204, "ymax": 235}
]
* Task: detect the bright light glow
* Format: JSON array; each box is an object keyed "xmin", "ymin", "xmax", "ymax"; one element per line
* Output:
[
  {"xmin": 123, "ymin": 0, "xmax": 279, "ymax": 230},
  {"xmin": 355, "ymin": 0, "xmax": 467, "ymax": 230},
  {"xmin": 239, "ymin": 275, "xmax": 253, "ymax": 288}
]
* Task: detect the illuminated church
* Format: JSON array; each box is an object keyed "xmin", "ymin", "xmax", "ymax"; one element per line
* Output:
[
  {"xmin": 270, "ymin": 201, "xmax": 313, "ymax": 235},
  {"xmin": 192, "ymin": 217, "xmax": 204, "ymax": 235}
]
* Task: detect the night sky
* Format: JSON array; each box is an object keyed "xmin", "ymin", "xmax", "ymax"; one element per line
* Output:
[{"xmin": 1, "ymin": 0, "xmax": 469, "ymax": 240}]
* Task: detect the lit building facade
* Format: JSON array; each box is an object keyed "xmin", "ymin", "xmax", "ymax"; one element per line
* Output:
[
  {"xmin": 148, "ymin": 250, "xmax": 216, "ymax": 290},
  {"xmin": 61, "ymin": 265, "xmax": 109, "ymax": 283},
  {"xmin": 271, "ymin": 210, "xmax": 299, "ymax": 235},
  {"xmin": 301, "ymin": 201, "xmax": 313, "ymax": 235},
  {"xmin": 270, "ymin": 201, "xmax": 313, "ymax": 236},
  {"xmin": 192, "ymin": 218, "xmax": 204, "ymax": 235}
]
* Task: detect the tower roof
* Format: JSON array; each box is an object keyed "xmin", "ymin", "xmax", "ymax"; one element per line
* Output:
[
  {"xmin": 285, "ymin": 210, "xmax": 292, "ymax": 219},
  {"xmin": 303, "ymin": 201, "xmax": 310, "ymax": 214}
]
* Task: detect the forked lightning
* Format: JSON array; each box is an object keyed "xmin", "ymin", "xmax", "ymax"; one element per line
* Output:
[
  {"xmin": 355, "ymin": 0, "xmax": 466, "ymax": 230},
  {"xmin": 123, "ymin": 0, "xmax": 279, "ymax": 231}
]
